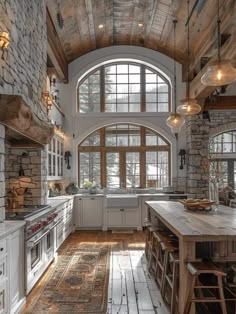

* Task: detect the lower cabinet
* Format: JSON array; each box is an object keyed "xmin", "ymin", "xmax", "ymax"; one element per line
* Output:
[
  {"xmin": 74, "ymin": 196, "xmax": 104, "ymax": 229},
  {"xmin": 105, "ymin": 207, "xmax": 141, "ymax": 230},
  {"xmin": 9, "ymin": 228, "xmax": 25, "ymax": 314}
]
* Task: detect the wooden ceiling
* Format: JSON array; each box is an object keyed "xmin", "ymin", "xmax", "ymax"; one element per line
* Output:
[{"xmin": 46, "ymin": 0, "xmax": 236, "ymax": 99}]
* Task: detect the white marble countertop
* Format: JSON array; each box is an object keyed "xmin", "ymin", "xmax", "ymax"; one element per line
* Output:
[{"xmin": 0, "ymin": 221, "xmax": 25, "ymax": 239}]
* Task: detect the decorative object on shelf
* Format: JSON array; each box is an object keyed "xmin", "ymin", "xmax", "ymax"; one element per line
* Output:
[
  {"xmin": 0, "ymin": 31, "xmax": 10, "ymax": 59},
  {"xmin": 179, "ymin": 199, "xmax": 216, "ymax": 212},
  {"xmin": 42, "ymin": 91, "xmax": 53, "ymax": 113},
  {"xmin": 166, "ymin": 20, "xmax": 185, "ymax": 133},
  {"xmin": 177, "ymin": 1, "xmax": 201, "ymax": 116},
  {"xmin": 65, "ymin": 183, "xmax": 79, "ymax": 195},
  {"xmin": 64, "ymin": 151, "xmax": 72, "ymax": 169},
  {"xmin": 201, "ymin": 0, "xmax": 236, "ymax": 86},
  {"xmin": 179, "ymin": 149, "xmax": 186, "ymax": 169}
]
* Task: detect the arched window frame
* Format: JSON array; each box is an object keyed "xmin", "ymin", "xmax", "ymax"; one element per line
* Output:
[
  {"xmin": 78, "ymin": 124, "xmax": 171, "ymax": 188},
  {"xmin": 77, "ymin": 61, "xmax": 171, "ymax": 113}
]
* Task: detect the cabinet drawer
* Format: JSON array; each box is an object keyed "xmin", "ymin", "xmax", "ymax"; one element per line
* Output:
[
  {"xmin": 0, "ymin": 240, "xmax": 7, "ymax": 258},
  {"xmin": 0, "ymin": 281, "xmax": 8, "ymax": 314},
  {"xmin": 0, "ymin": 257, "xmax": 7, "ymax": 282}
]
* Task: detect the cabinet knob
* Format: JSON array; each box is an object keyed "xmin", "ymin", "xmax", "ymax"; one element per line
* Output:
[
  {"xmin": 0, "ymin": 271, "xmax": 2, "ymax": 275},
  {"xmin": 120, "ymin": 208, "xmax": 124, "ymax": 211},
  {"xmin": 0, "ymin": 248, "xmax": 3, "ymax": 252}
]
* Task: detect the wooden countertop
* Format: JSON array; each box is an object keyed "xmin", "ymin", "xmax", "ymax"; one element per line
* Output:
[{"xmin": 146, "ymin": 201, "xmax": 236, "ymax": 240}]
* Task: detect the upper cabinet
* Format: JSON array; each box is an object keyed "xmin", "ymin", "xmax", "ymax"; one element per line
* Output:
[{"xmin": 47, "ymin": 134, "xmax": 64, "ymax": 180}]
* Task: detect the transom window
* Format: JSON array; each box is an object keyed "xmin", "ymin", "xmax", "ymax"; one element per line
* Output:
[
  {"xmin": 77, "ymin": 62, "xmax": 170, "ymax": 113},
  {"xmin": 78, "ymin": 124, "xmax": 170, "ymax": 188}
]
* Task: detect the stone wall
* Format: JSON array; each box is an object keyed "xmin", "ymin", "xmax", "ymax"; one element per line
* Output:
[
  {"xmin": 0, "ymin": 125, "xmax": 5, "ymax": 220},
  {"xmin": 186, "ymin": 110, "xmax": 236, "ymax": 198},
  {"xmin": 0, "ymin": 0, "xmax": 48, "ymax": 120},
  {"xmin": 5, "ymin": 147, "xmax": 47, "ymax": 206}
]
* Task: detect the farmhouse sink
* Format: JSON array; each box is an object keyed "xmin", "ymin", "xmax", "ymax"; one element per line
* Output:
[{"xmin": 106, "ymin": 194, "xmax": 139, "ymax": 208}]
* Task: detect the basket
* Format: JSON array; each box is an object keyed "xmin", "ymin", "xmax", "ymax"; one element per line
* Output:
[{"xmin": 179, "ymin": 200, "xmax": 216, "ymax": 211}]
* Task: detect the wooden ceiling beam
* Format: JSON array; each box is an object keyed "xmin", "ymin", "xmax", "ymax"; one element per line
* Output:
[
  {"xmin": 190, "ymin": 34, "xmax": 236, "ymax": 99},
  {"xmin": 46, "ymin": 8, "xmax": 68, "ymax": 83},
  {"xmin": 204, "ymin": 96, "xmax": 236, "ymax": 110}
]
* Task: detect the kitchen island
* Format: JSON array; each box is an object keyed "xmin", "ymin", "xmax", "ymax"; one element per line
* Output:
[{"xmin": 145, "ymin": 201, "xmax": 236, "ymax": 313}]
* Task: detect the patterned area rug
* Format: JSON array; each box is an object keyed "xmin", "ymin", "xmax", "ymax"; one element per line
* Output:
[{"xmin": 26, "ymin": 243, "xmax": 110, "ymax": 313}]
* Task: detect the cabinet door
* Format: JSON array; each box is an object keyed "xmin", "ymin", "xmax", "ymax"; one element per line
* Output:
[
  {"xmin": 107, "ymin": 209, "xmax": 123, "ymax": 226},
  {"xmin": 82, "ymin": 198, "xmax": 103, "ymax": 227},
  {"xmin": 9, "ymin": 228, "xmax": 25, "ymax": 314},
  {"xmin": 74, "ymin": 197, "xmax": 83, "ymax": 227},
  {"xmin": 124, "ymin": 208, "xmax": 140, "ymax": 227},
  {"xmin": 0, "ymin": 281, "xmax": 8, "ymax": 314}
]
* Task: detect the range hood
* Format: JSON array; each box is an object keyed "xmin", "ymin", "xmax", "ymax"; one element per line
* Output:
[{"xmin": 0, "ymin": 94, "xmax": 54, "ymax": 146}]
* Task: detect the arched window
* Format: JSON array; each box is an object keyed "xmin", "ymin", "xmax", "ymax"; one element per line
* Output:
[
  {"xmin": 78, "ymin": 124, "xmax": 170, "ymax": 188},
  {"xmin": 77, "ymin": 62, "xmax": 170, "ymax": 113}
]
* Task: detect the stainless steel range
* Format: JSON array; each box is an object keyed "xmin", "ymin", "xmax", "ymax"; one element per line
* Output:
[{"xmin": 6, "ymin": 204, "xmax": 62, "ymax": 294}]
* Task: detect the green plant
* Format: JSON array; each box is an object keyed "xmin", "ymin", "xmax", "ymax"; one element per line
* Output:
[{"xmin": 83, "ymin": 180, "xmax": 93, "ymax": 189}]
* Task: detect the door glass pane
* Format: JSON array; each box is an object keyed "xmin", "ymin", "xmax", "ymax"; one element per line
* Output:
[
  {"xmin": 106, "ymin": 153, "xmax": 120, "ymax": 188},
  {"xmin": 79, "ymin": 152, "xmax": 101, "ymax": 187},
  {"xmin": 146, "ymin": 151, "xmax": 169, "ymax": 188},
  {"xmin": 126, "ymin": 152, "xmax": 140, "ymax": 187}
]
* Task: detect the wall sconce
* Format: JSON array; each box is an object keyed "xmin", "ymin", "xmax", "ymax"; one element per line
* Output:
[
  {"xmin": 50, "ymin": 77, "xmax": 56, "ymax": 87},
  {"xmin": 64, "ymin": 151, "xmax": 72, "ymax": 169},
  {"xmin": 179, "ymin": 149, "xmax": 186, "ymax": 170},
  {"xmin": 18, "ymin": 152, "xmax": 28, "ymax": 177},
  {"xmin": 0, "ymin": 31, "xmax": 10, "ymax": 59},
  {"xmin": 42, "ymin": 91, "xmax": 53, "ymax": 113}
]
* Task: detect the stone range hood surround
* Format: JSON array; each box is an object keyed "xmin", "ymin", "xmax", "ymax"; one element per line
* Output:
[{"xmin": 0, "ymin": 94, "xmax": 54, "ymax": 145}]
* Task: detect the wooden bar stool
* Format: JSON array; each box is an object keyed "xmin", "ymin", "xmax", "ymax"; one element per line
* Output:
[
  {"xmin": 161, "ymin": 250, "xmax": 180, "ymax": 314},
  {"xmin": 154, "ymin": 231, "xmax": 178, "ymax": 291},
  {"xmin": 184, "ymin": 261, "xmax": 227, "ymax": 314}
]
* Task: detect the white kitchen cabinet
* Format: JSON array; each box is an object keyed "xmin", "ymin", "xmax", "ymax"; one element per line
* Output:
[
  {"xmin": 105, "ymin": 206, "xmax": 141, "ymax": 230},
  {"xmin": 74, "ymin": 196, "xmax": 104, "ymax": 229},
  {"xmin": 47, "ymin": 135, "xmax": 64, "ymax": 180},
  {"xmin": 9, "ymin": 227, "xmax": 25, "ymax": 314},
  {"xmin": 55, "ymin": 198, "xmax": 74, "ymax": 250}
]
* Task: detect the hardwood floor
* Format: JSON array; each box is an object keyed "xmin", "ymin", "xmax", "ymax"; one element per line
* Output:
[{"xmin": 21, "ymin": 231, "xmax": 169, "ymax": 314}]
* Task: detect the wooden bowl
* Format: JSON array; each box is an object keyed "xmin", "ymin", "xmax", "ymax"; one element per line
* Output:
[{"xmin": 179, "ymin": 200, "xmax": 216, "ymax": 211}]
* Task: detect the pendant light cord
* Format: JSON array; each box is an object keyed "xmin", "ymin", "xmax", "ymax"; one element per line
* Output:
[
  {"xmin": 217, "ymin": 0, "xmax": 221, "ymax": 62},
  {"xmin": 187, "ymin": 0, "xmax": 190, "ymax": 100},
  {"xmin": 173, "ymin": 20, "xmax": 177, "ymax": 114}
]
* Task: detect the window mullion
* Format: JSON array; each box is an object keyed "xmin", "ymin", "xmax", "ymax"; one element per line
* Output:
[
  {"xmin": 141, "ymin": 65, "xmax": 146, "ymax": 112},
  {"xmin": 140, "ymin": 151, "xmax": 146, "ymax": 188},
  {"xmin": 120, "ymin": 152, "xmax": 126, "ymax": 188},
  {"xmin": 101, "ymin": 67, "xmax": 105, "ymax": 112}
]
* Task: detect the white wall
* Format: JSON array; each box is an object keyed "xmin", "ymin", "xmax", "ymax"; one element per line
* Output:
[{"xmin": 59, "ymin": 45, "xmax": 187, "ymax": 185}]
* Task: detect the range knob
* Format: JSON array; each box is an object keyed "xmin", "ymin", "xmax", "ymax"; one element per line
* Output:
[{"xmin": 42, "ymin": 220, "xmax": 48, "ymax": 226}]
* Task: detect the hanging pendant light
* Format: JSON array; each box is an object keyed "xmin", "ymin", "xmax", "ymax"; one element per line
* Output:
[
  {"xmin": 166, "ymin": 20, "xmax": 185, "ymax": 133},
  {"xmin": 177, "ymin": 1, "xmax": 201, "ymax": 116},
  {"xmin": 201, "ymin": 1, "xmax": 236, "ymax": 86}
]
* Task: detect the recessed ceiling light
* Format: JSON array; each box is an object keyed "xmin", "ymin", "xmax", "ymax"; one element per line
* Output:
[
  {"xmin": 138, "ymin": 23, "xmax": 143, "ymax": 28},
  {"xmin": 98, "ymin": 24, "xmax": 104, "ymax": 29}
]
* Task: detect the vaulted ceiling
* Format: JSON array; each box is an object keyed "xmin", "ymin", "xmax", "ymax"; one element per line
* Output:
[{"xmin": 46, "ymin": 0, "xmax": 236, "ymax": 100}]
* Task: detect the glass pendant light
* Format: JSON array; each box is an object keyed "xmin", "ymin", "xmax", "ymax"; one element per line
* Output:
[
  {"xmin": 166, "ymin": 20, "xmax": 185, "ymax": 133},
  {"xmin": 201, "ymin": 0, "xmax": 236, "ymax": 86},
  {"xmin": 177, "ymin": 1, "xmax": 201, "ymax": 116}
]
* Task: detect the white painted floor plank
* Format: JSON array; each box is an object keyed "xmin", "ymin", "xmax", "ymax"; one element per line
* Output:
[
  {"xmin": 136, "ymin": 282, "xmax": 155, "ymax": 310},
  {"xmin": 110, "ymin": 304, "xmax": 128, "ymax": 313},
  {"xmin": 108, "ymin": 243, "xmax": 170, "ymax": 314}
]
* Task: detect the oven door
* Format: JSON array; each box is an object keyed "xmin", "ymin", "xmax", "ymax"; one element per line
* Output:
[
  {"xmin": 44, "ymin": 226, "xmax": 55, "ymax": 264},
  {"xmin": 25, "ymin": 232, "xmax": 46, "ymax": 294}
]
